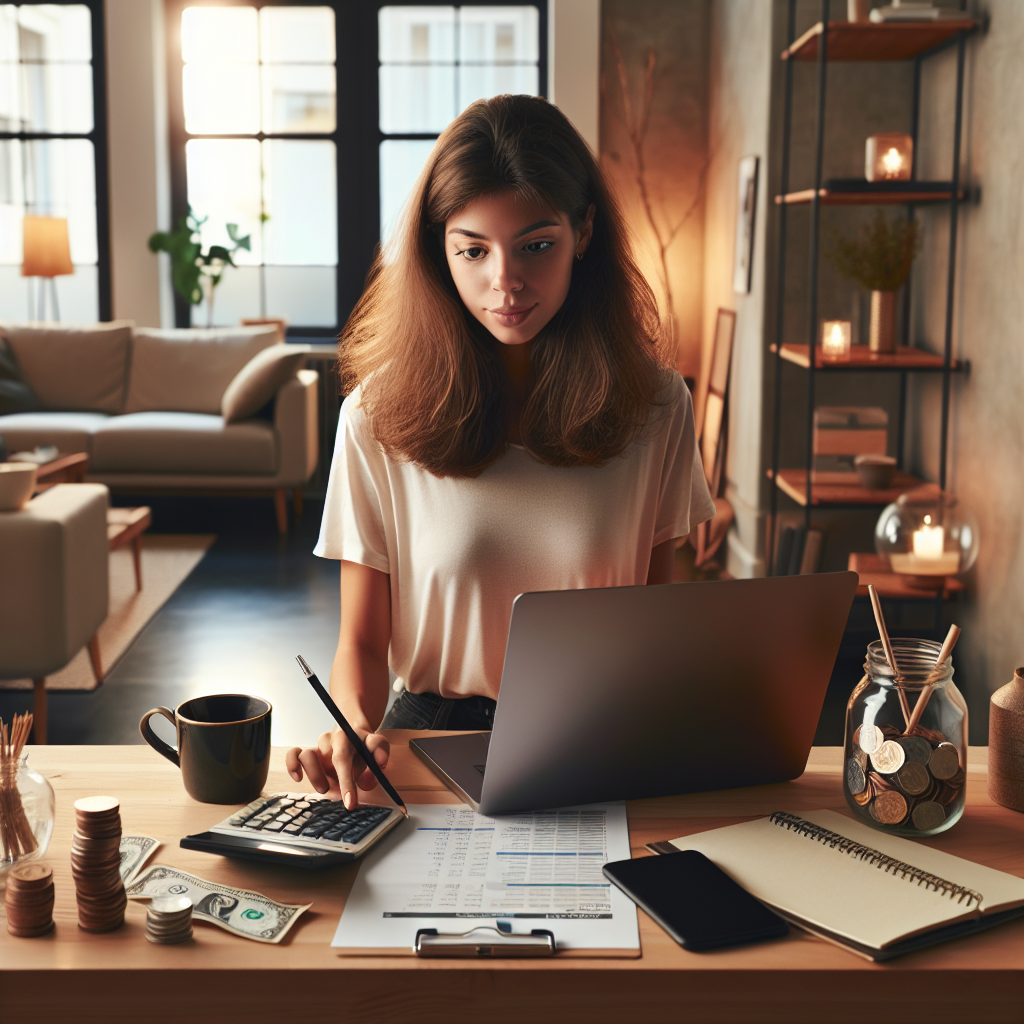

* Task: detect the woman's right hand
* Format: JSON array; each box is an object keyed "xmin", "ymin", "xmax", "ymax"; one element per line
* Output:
[{"xmin": 285, "ymin": 726, "xmax": 391, "ymax": 810}]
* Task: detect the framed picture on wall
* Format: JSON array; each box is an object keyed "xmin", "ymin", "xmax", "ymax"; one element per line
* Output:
[{"xmin": 733, "ymin": 155, "xmax": 760, "ymax": 294}]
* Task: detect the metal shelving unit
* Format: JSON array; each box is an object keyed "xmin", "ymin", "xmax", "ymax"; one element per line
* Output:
[{"xmin": 766, "ymin": 0, "xmax": 977, "ymax": 577}]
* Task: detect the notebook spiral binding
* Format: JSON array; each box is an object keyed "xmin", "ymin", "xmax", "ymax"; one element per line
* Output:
[{"xmin": 769, "ymin": 811, "xmax": 984, "ymax": 907}]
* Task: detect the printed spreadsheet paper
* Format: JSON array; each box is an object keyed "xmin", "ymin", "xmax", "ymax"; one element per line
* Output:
[{"xmin": 332, "ymin": 802, "xmax": 639, "ymax": 951}]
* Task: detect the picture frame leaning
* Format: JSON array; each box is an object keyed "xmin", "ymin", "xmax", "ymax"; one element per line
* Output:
[{"xmin": 733, "ymin": 155, "xmax": 760, "ymax": 295}]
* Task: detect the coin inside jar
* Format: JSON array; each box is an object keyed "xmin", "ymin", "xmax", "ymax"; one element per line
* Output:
[
  {"xmin": 857, "ymin": 723, "xmax": 884, "ymax": 755},
  {"xmin": 896, "ymin": 735, "xmax": 933, "ymax": 765},
  {"xmin": 869, "ymin": 739, "xmax": 906, "ymax": 775},
  {"xmin": 853, "ymin": 787, "xmax": 874, "ymax": 807},
  {"xmin": 846, "ymin": 759, "xmax": 867, "ymax": 795},
  {"xmin": 928, "ymin": 743, "xmax": 960, "ymax": 780},
  {"xmin": 911, "ymin": 801, "xmax": 946, "ymax": 831},
  {"xmin": 895, "ymin": 760, "xmax": 930, "ymax": 796},
  {"xmin": 874, "ymin": 790, "xmax": 909, "ymax": 825}
]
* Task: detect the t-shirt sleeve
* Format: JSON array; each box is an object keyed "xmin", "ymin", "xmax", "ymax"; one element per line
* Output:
[
  {"xmin": 652, "ymin": 375, "xmax": 717, "ymax": 546},
  {"xmin": 313, "ymin": 390, "xmax": 391, "ymax": 572}
]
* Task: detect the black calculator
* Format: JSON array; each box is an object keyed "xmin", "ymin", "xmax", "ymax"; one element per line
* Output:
[{"xmin": 180, "ymin": 792, "xmax": 405, "ymax": 870}]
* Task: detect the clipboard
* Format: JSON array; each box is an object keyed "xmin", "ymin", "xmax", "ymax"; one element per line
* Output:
[{"xmin": 333, "ymin": 932, "xmax": 641, "ymax": 959}]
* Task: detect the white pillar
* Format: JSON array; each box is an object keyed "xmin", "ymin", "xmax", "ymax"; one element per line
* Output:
[
  {"xmin": 105, "ymin": 0, "xmax": 172, "ymax": 327},
  {"xmin": 548, "ymin": 0, "xmax": 601, "ymax": 154}
]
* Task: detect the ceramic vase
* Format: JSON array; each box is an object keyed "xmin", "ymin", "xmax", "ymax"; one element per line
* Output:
[
  {"xmin": 869, "ymin": 290, "xmax": 897, "ymax": 354},
  {"xmin": 989, "ymin": 668, "xmax": 1024, "ymax": 813}
]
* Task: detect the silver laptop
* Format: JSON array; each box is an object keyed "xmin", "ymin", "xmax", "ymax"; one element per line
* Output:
[{"xmin": 411, "ymin": 572, "xmax": 857, "ymax": 815}]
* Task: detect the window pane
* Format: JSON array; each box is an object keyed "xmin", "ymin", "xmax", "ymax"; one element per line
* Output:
[
  {"xmin": 8, "ymin": 61, "xmax": 93, "ymax": 132},
  {"xmin": 260, "ymin": 6, "xmax": 335, "ymax": 63},
  {"xmin": 186, "ymin": 139, "xmax": 262, "ymax": 265},
  {"xmin": 263, "ymin": 140, "xmax": 336, "ymax": 266},
  {"xmin": 192, "ymin": 264, "xmax": 260, "ymax": 328},
  {"xmin": 379, "ymin": 138, "xmax": 434, "ymax": 242},
  {"xmin": 183, "ymin": 63, "xmax": 260, "ymax": 135},
  {"xmin": 379, "ymin": 7, "xmax": 455, "ymax": 62},
  {"xmin": 10, "ymin": 5, "xmax": 92, "ymax": 61},
  {"xmin": 262, "ymin": 64, "xmax": 335, "ymax": 134},
  {"xmin": 264, "ymin": 266, "xmax": 336, "ymax": 327},
  {"xmin": 458, "ymin": 64, "xmax": 537, "ymax": 112},
  {"xmin": 458, "ymin": 6, "xmax": 539, "ymax": 62},
  {"xmin": 379, "ymin": 64, "xmax": 455, "ymax": 134},
  {"xmin": 181, "ymin": 7, "xmax": 258, "ymax": 64}
]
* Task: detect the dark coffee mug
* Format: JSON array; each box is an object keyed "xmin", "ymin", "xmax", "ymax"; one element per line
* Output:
[{"xmin": 139, "ymin": 694, "xmax": 272, "ymax": 804}]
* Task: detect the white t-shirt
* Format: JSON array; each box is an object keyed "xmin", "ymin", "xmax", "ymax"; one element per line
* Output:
[{"xmin": 314, "ymin": 372, "xmax": 715, "ymax": 700}]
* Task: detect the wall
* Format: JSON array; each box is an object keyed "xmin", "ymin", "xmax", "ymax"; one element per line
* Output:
[
  {"xmin": 599, "ymin": 0, "xmax": 710, "ymax": 382},
  {"xmin": 105, "ymin": 0, "xmax": 172, "ymax": 328},
  {"xmin": 548, "ymin": 0, "xmax": 601, "ymax": 153},
  {"xmin": 909, "ymin": 0, "xmax": 1024, "ymax": 736}
]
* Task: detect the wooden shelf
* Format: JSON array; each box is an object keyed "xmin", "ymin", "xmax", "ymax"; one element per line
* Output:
[
  {"xmin": 770, "ymin": 343, "xmax": 960, "ymax": 372},
  {"xmin": 775, "ymin": 186, "xmax": 965, "ymax": 206},
  {"xmin": 782, "ymin": 20, "xmax": 977, "ymax": 62},
  {"xmin": 769, "ymin": 468, "xmax": 932, "ymax": 507},
  {"xmin": 849, "ymin": 552, "xmax": 964, "ymax": 600}
]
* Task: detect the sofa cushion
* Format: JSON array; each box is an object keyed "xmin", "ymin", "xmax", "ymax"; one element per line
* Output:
[
  {"xmin": 126, "ymin": 326, "xmax": 279, "ymax": 415},
  {"xmin": 0, "ymin": 320, "xmax": 133, "ymax": 413},
  {"xmin": 221, "ymin": 344, "xmax": 309, "ymax": 423},
  {"xmin": 90, "ymin": 412, "xmax": 277, "ymax": 475},
  {"xmin": 0, "ymin": 336, "xmax": 43, "ymax": 414},
  {"xmin": 0, "ymin": 412, "xmax": 109, "ymax": 455}
]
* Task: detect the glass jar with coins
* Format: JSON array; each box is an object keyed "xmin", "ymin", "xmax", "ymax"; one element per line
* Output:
[{"xmin": 844, "ymin": 638, "xmax": 967, "ymax": 837}]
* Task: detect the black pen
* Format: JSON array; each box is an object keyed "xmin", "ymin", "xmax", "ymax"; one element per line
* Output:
[{"xmin": 296, "ymin": 655, "xmax": 409, "ymax": 818}]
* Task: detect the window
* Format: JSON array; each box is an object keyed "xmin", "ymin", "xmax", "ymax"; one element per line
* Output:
[
  {"xmin": 0, "ymin": 1, "xmax": 109, "ymax": 322},
  {"xmin": 169, "ymin": 1, "xmax": 544, "ymax": 333},
  {"xmin": 177, "ymin": 4, "xmax": 338, "ymax": 330}
]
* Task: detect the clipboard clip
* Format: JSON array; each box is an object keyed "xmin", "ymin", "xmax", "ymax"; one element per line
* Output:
[{"xmin": 414, "ymin": 924, "xmax": 556, "ymax": 958}]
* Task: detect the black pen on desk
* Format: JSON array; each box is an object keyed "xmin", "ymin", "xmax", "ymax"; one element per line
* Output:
[{"xmin": 295, "ymin": 655, "xmax": 409, "ymax": 818}]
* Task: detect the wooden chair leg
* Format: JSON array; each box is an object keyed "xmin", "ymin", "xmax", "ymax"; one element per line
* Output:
[
  {"xmin": 293, "ymin": 487, "xmax": 303, "ymax": 517},
  {"xmin": 132, "ymin": 535, "xmax": 144, "ymax": 591},
  {"xmin": 274, "ymin": 489, "xmax": 288, "ymax": 535},
  {"xmin": 88, "ymin": 634, "xmax": 103, "ymax": 684},
  {"xmin": 32, "ymin": 679, "xmax": 47, "ymax": 745}
]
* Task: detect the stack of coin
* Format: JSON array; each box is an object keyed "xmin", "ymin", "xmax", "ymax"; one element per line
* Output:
[
  {"xmin": 846, "ymin": 725, "xmax": 965, "ymax": 831},
  {"xmin": 71, "ymin": 795, "xmax": 127, "ymax": 932},
  {"xmin": 145, "ymin": 895, "xmax": 194, "ymax": 944},
  {"xmin": 4, "ymin": 863, "xmax": 55, "ymax": 937}
]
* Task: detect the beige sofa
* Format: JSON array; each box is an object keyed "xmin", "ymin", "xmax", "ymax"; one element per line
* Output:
[{"xmin": 0, "ymin": 321, "xmax": 318, "ymax": 532}]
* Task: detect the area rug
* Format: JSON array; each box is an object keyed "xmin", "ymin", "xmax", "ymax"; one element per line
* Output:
[{"xmin": 0, "ymin": 535, "xmax": 215, "ymax": 692}]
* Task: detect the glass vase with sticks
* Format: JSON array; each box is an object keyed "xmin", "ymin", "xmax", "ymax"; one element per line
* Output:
[{"xmin": 0, "ymin": 714, "xmax": 55, "ymax": 884}]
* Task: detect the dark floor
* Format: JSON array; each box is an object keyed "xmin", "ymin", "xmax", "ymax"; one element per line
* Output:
[
  {"xmin": 0, "ymin": 495, "xmax": 343, "ymax": 748},
  {"xmin": 3, "ymin": 498, "xmax": 968, "ymax": 748}
]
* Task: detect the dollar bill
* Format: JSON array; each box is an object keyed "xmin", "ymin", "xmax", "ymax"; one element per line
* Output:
[
  {"xmin": 119, "ymin": 835, "xmax": 162, "ymax": 884},
  {"xmin": 125, "ymin": 865, "xmax": 312, "ymax": 944}
]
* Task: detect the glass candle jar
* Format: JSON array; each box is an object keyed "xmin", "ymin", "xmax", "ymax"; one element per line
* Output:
[
  {"xmin": 844, "ymin": 638, "xmax": 967, "ymax": 837},
  {"xmin": 0, "ymin": 753, "xmax": 55, "ymax": 888}
]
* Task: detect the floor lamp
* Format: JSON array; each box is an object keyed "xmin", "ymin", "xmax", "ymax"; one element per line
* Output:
[{"xmin": 22, "ymin": 216, "xmax": 74, "ymax": 322}]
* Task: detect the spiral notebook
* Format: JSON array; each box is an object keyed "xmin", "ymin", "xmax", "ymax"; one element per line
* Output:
[{"xmin": 648, "ymin": 809, "xmax": 1024, "ymax": 961}]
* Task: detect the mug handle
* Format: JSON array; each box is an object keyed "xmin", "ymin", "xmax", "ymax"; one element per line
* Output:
[{"xmin": 139, "ymin": 707, "xmax": 180, "ymax": 766}]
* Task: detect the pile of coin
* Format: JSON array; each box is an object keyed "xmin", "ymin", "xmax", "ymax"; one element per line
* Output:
[
  {"xmin": 4, "ymin": 862, "xmax": 55, "ymax": 937},
  {"xmin": 145, "ymin": 895, "xmax": 194, "ymax": 944},
  {"xmin": 71, "ymin": 795, "xmax": 127, "ymax": 932},
  {"xmin": 847, "ymin": 723, "xmax": 965, "ymax": 831}
]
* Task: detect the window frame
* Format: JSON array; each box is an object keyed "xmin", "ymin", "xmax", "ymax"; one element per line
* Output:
[
  {"xmin": 165, "ymin": 0, "xmax": 546, "ymax": 335},
  {"xmin": 0, "ymin": 0, "xmax": 112, "ymax": 320}
]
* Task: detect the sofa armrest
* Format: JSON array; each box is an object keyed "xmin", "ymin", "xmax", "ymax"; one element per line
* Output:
[
  {"xmin": 0, "ymin": 483, "xmax": 109, "ymax": 679},
  {"xmin": 274, "ymin": 369, "xmax": 318, "ymax": 486}
]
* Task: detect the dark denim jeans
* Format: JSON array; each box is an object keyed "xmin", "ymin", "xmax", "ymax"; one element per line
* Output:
[{"xmin": 381, "ymin": 690, "xmax": 496, "ymax": 731}]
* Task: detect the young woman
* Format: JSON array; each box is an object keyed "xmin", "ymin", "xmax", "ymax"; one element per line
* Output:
[{"xmin": 285, "ymin": 95, "xmax": 714, "ymax": 807}]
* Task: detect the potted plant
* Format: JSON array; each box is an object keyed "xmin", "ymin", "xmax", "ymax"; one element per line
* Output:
[
  {"xmin": 830, "ymin": 210, "xmax": 921, "ymax": 354},
  {"xmin": 148, "ymin": 208, "xmax": 251, "ymax": 328}
]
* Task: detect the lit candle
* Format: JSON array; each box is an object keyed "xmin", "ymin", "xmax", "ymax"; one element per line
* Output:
[
  {"xmin": 913, "ymin": 516, "xmax": 944, "ymax": 560},
  {"xmin": 890, "ymin": 514, "xmax": 961, "ymax": 575},
  {"xmin": 820, "ymin": 320, "xmax": 851, "ymax": 361},
  {"xmin": 881, "ymin": 147, "xmax": 903, "ymax": 178}
]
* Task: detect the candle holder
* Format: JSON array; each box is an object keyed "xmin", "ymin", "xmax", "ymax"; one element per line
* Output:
[
  {"xmin": 820, "ymin": 320, "xmax": 852, "ymax": 361},
  {"xmin": 865, "ymin": 133, "xmax": 913, "ymax": 183},
  {"xmin": 874, "ymin": 490, "xmax": 979, "ymax": 589}
]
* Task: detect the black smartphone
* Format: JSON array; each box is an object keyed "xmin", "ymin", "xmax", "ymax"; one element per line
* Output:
[{"xmin": 603, "ymin": 850, "xmax": 789, "ymax": 951}]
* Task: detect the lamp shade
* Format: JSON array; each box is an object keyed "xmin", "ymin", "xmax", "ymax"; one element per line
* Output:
[{"xmin": 22, "ymin": 216, "xmax": 74, "ymax": 277}]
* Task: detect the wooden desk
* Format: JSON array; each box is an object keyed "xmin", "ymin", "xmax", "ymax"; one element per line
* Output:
[{"xmin": 3, "ymin": 740, "xmax": 1020, "ymax": 1024}]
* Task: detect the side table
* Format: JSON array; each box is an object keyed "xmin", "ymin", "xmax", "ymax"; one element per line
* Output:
[{"xmin": 107, "ymin": 506, "xmax": 152, "ymax": 593}]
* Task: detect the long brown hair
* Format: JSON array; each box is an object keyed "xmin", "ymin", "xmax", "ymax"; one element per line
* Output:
[{"xmin": 340, "ymin": 94, "xmax": 667, "ymax": 478}]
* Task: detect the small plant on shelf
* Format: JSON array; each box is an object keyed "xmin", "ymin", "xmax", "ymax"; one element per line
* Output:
[
  {"xmin": 830, "ymin": 210, "xmax": 921, "ymax": 354},
  {"xmin": 148, "ymin": 208, "xmax": 251, "ymax": 328}
]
